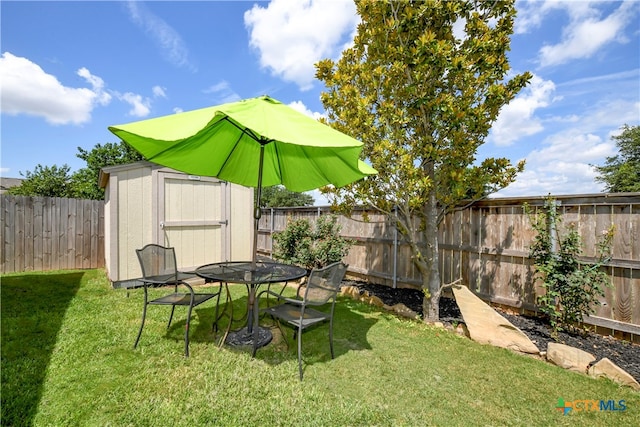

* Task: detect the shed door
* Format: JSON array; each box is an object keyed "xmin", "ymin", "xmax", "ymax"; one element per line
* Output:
[{"xmin": 157, "ymin": 171, "xmax": 229, "ymax": 270}]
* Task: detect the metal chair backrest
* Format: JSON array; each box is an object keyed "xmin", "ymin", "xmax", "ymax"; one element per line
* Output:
[
  {"xmin": 136, "ymin": 244, "xmax": 179, "ymax": 283},
  {"xmin": 302, "ymin": 262, "xmax": 348, "ymax": 305}
]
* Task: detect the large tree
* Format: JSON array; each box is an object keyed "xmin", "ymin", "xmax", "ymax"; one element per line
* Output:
[
  {"xmin": 71, "ymin": 142, "xmax": 143, "ymax": 199},
  {"xmin": 316, "ymin": 0, "xmax": 530, "ymax": 319},
  {"xmin": 594, "ymin": 124, "xmax": 640, "ymax": 193},
  {"xmin": 259, "ymin": 185, "xmax": 315, "ymax": 207},
  {"xmin": 7, "ymin": 142, "xmax": 143, "ymax": 200},
  {"xmin": 6, "ymin": 164, "xmax": 73, "ymax": 198}
]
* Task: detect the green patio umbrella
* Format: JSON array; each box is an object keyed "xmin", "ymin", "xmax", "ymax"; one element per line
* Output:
[{"xmin": 109, "ymin": 95, "xmax": 376, "ymax": 262}]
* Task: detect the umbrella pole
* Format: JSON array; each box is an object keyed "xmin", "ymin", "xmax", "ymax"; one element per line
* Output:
[
  {"xmin": 247, "ymin": 143, "xmax": 266, "ymax": 335},
  {"xmin": 252, "ymin": 143, "xmax": 266, "ymax": 266}
]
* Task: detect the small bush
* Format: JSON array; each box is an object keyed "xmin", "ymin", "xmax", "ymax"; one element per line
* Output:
[
  {"xmin": 525, "ymin": 197, "xmax": 614, "ymax": 336},
  {"xmin": 273, "ymin": 215, "xmax": 353, "ymax": 270}
]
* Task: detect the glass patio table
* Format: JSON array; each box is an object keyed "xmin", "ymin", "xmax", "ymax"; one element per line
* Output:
[{"xmin": 196, "ymin": 261, "xmax": 307, "ymax": 348}]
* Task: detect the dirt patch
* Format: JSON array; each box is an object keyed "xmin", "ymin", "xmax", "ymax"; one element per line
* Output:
[{"xmin": 347, "ymin": 281, "xmax": 640, "ymax": 383}]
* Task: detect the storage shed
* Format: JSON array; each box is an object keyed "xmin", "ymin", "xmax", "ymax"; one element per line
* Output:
[{"xmin": 99, "ymin": 161, "xmax": 253, "ymax": 287}]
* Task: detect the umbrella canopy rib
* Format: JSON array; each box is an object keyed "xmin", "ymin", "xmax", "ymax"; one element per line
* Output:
[
  {"xmin": 217, "ymin": 132, "xmax": 250, "ymax": 180},
  {"xmin": 220, "ymin": 116, "xmax": 272, "ymax": 146}
]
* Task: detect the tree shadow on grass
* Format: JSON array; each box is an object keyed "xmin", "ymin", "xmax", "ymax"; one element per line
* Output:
[{"xmin": 1, "ymin": 272, "xmax": 84, "ymax": 426}]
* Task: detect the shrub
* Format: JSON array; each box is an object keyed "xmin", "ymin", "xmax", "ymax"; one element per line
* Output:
[
  {"xmin": 273, "ymin": 215, "xmax": 353, "ymax": 270},
  {"xmin": 525, "ymin": 197, "xmax": 614, "ymax": 336}
]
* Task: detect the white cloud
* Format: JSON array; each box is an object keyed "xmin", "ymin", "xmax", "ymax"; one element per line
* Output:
[
  {"xmin": 117, "ymin": 92, "xmax": 151, "ymax": 117},
  {"xmin": 517, "ymin": 1, "xmax": 639, "ymax": 67},
  {"xmin": 494, "ymin": 165, "xmax": 605, "ymax": 198},
  {"xmin": 77, "ymin": 67, "xmax": 111, "ymax": 106},
  {"xmin": 244, "ymin": 0, "xmax": 359, "ymax": 90},
  {"xmin": 0, "ymin": 52, "xmax": 111, "ymax": 125},
  {"xmin": 490, "ymin": 80, "xmax": 636, "ymax": 198},
  {"xmin": 494, "ymin": 158, "xmax": 606, "ymax": 197},
  {"xmin": 489, "ymin": 74, "xmax": 556, "ymax": 146},
  {"xmin": 535, "ymin": 132, "xmax": 615, "ymax": 164},
  {"xmin": 515, "ymin": 0, "xmax": 576, "ymax": 34},
  {"xmin": 125, "ymin": 0, "xmax": 195, "ymax": 71},
  {"xmin": 152, "ymin": 86, "xmax": 167, "ymax": 98},
  {"xmin": 494, "ymin": 114, "xmax": 622, "ymax": 198},
  {"xmin": 203, "ymin": 81, "xmax": 241, "ymax": 104},
  {"xmin": 287, "ymin": 100, "xmax": 325, "ymax": 120},
  {"xmin": 309, "ymin": 188, "xmax": 331, "ymax": 206}
]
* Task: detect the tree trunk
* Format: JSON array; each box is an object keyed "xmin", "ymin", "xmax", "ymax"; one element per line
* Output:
[{"xmin": 422, "ymin": 186, "xmax": 441, "ymax": 321}]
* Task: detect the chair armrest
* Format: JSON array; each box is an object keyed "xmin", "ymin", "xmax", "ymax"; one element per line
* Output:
[
  {"xmin": 140, "ymin": 278, "xmax": 174, "ymax": 286},
  {"xmin": 176, "ymin": 271, "xmax": 197, "ymax": 281},
  {"xmin": 256, "ymin": 289, "xmax": 303, "ymax": 306},
  {"xmin": 140, "ymin": 278, "xmax": 194, "ymax": 295}
]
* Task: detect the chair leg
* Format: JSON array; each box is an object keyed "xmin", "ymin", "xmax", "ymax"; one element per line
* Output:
[
  {"xmin": 262, "ymin": 282, "xmax": 288, "ymax": 314},
  {"xmin": 212, "ymin": 285, "xmax": 222, "ymax": 334},
  {"xmin": 134, "ymin": 302, "xmax": 148, "ymax": 349},
  {"xmin": 184, "ymin": 303, "xmax": 194, "ymax": 357},
  {"xmin": 167, "ymin": 305, "xmax": 176, "ymax": 329},
  {"xmin": 166, "ymin": 284, "xmax": 181, "ymax": 328},
  {"xmin": 298, "ymin": 325, "xmax": 304, "ymax": 381},
  {"xmin": 217, "ymin": 285, "xmax": 233, "ymax": 348},
  {"xmin": 134, "ymin": 288, "xmax": 149, "ymax": 349},
  {"xmin": 329, "ymin": 317, "xmax": 335, "ymax": 359}
]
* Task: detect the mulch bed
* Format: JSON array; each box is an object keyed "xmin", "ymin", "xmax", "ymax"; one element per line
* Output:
[{"xmin": 346, "ymin": 281, "xmax": 640, "ymax": 383}]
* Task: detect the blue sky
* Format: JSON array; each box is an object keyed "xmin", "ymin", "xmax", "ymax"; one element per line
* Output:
[{"xmin": 1, "ymin": 0, "xmax": 639, "ymax": 204}]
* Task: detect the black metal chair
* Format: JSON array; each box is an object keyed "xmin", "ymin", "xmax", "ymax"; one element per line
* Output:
[
  {"xmin": 134, "ymin": 244, "xmax": 223, "ymax": 357},
  {"xmin": 252, "ymin": 261, "xmax": 348, "ymax": 380}
]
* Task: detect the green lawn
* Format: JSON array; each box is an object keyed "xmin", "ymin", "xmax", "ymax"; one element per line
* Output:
[{"xmin": 1, "ymin": 269, "xmax": 638, "ymax": 426}]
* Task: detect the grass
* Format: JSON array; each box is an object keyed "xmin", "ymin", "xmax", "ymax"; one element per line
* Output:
[{"xmin": 1, "ymin": 269, "xmax": 638, "ymax": 426}]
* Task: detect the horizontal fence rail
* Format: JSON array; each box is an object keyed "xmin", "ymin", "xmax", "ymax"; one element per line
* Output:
[
  {"xmin": 257, "ymin": 194, "xmax": 640, "ymax": 338},
  {"xmin": 1, "ymin": 195, "xmax": 105, "ymax": 273}
]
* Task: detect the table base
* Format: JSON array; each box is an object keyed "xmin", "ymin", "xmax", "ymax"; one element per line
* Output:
[{"xmin": 226, "ymin": 326, "xmax": 272, "ymax": 348}]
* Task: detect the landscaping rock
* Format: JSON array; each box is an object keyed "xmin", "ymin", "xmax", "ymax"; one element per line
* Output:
[
  {"xmin": 588, "ymin": 358, "xmax": 640, "ymax": 391},
  {"xmin": 340, "ymin": 285, "xmax": 360, "ymax": 298},
  {"xmin": 384, "ymin": 303, "xmax": 419, "ymax": 319},
  {"xmin": 432, "ymin": 321, "xmax": 445, "ymax": 329},
  {"xmin": 367, "ymin": 295, "xmax": 385, "ymax": 307},
  {"xmin": 546, "ymin": 342, "xmax": 596, "ymax": 373},
  {"xmin": 456, "ymin": 323, "xmax": 470, "ymax": 338},
  {"xmin": 350, "ymin": 280, "xmax": 640, "ymax": 384},
  {"xmin": 452, "ymin": 285, "xmax": 540, "ymax": 355}
]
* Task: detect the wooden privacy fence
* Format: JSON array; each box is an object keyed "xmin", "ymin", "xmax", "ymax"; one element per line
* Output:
[
  {"xmin": 2, "ymin": 193, "xmax": 638, "ymax": 337},
  {"xmin": 1, "ymin": 195, "xmax": 105, "ymax": 273},
  {"xmin": 257, "ymin": 193, "xmax": 640, "ymax": 337}
]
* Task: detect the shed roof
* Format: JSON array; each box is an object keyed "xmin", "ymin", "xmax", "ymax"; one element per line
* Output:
[{"xmin": 98, "ymin": 160, "xmax": 158, "ymax": 189}]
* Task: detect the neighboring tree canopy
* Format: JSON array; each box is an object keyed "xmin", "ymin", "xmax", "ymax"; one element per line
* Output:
[
  {"xmin": 316, "ymin": 0, "xmax": 530, "ymax": 319},
  {"xmin": 259, "ymin": 185, "xmax": 314, "ymax": 207},
  {"xmin": 6, "ymin": 142, "xmax": 143, "ymax": 200},
  {"xmin": 594, "ymin": 124, "xmax": 640, "ymax": 193},
  {"xmin": 71, "ymin": 142, "xmax": 143, "ymax": 199},
  {"xmin": 6, "ymin": 164, "xmax": 74, "ymax": 198}
]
